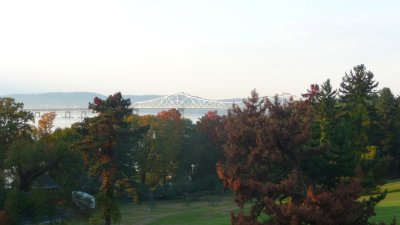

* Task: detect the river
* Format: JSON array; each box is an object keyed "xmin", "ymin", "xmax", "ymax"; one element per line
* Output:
[{"xmin": 32, "ymin": 108, "xmax": 228, "ymax": 129}]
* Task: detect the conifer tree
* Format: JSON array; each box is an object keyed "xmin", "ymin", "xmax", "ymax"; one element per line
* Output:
[
  {"xmin": 218, "ymin": 90, "xmax": 386, "ymax": 225},
  {"xmin": 80, "ymin": 92, "xmax": 134, "ymax": 225}
]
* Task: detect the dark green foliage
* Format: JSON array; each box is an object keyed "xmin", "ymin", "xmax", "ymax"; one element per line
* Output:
[
  {"xmin": 315, "ymin": 79, "xmax": 337, "ymax": 146},
  {"xmin": 339, "ymin": 64, "xmax": 379, "ymax": 147},
  {"xmin": 305, "ymin": 79, "xmax": 358, "ymax": 188},
  {"xmin": 338, "ymin": 64, "xmax": 385, "ymax": 186},
  {"xmin": 2, "ymin": 121, "xmax": 80, "ymax": 224},
  {"xmin": 5, "ymin": 186, "xmax": 64, "ymax": 225},
  {"xmin": 177, "ymin": 111, "xmax": 225, "ymax": 194},
  {"xmin": 0, "ymin": 98, "xmax": 34, "ymax": 149},
  {"xmin": 79, "ymin": 92, "xmax": 146, "ymax": 225},
  {"xmin": 375, "ymin": 88, "xmax": 400, "ymax": 177},
  {"xmin": 219, "ymin": 88, "xmax": 388, "ymax": 225},
  {"xmin": 339, "ymin": 64, "xmax": 379, "ymax": 103},
  {"xmin": 0, "ymin": 98, "xmax": 34, "ymax": 206}
]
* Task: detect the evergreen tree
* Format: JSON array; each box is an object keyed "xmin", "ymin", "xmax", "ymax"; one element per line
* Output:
[
  {"xmin": 339, "ymin": 64, "xmax": 380, "ymax": 146},
  {"xmin": 218, "ymin": 90, "xmax": 385, "ymax": 225},
  {"xmin": 375, "ymin": 88, "xmax": 400, "ymax": 177},
  {"xmin": 339, "ymin": 64, "xmax": 379, "ymax": 103},
  {"xmin": 306, "ymin": 79, "xmax": 357, "ymax": 188},
  {"xmin": 315, "ymin": 79, "xmax": 337, "ymax": 146},
  {"xmin": 80, "ymin": 92, "xmax": 138, "ymax": 225}
]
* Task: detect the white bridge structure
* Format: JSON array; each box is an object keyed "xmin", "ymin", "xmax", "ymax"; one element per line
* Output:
[
  {"xmin": 133, "ymin": 92, "xmax": 233, "ymax": 110},
  {"xmin": 24, "ymin": 92, "xmax": 236, "ymax": 118}
]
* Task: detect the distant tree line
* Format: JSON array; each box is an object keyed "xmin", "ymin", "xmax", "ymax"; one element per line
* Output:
[{"xmin": 0, "ymin": 64, "xmax": 398, "ymax": 224}]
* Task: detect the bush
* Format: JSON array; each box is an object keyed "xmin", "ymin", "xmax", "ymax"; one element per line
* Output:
[{"xmin": 4, "ymin": 188, "xmax": 63, "ymax": 224}]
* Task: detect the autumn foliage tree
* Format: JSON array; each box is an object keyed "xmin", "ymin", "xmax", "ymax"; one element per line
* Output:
[
  {"xmin": 154, "ymin": 109, "xmax": 184, "ymax": 186},
  {"xmin": 194, "ymin": 111, "xmax": 225, "ymax": 180},
  {"xmin": 217, "ymin": 90, "xmax": 386, "ymax": 225},
  {"xmin": 80, "ymin": 92, "xmax": 137, "ymax": 225},
  {"xmin": 37, "ymin": 112, "xmax": 56, "ymax": 136}
]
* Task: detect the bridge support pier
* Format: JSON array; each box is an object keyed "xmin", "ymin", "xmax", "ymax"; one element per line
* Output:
[
  {"xmin": 178, "ymin": 108, "xmax": 184, "ymax": 118},
  {"xmin": 64, "ymin": 111, "xmax": 72, "ymax": 119},
  {"xmin": 34, "ymin": 111, "xmax": 41, "ymax": 118},
  {"xmin": 80, "ymin": 111, "xmax": 87, "ymax": 119}
]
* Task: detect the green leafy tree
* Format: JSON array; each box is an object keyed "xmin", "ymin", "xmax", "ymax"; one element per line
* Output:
[
  {"xmin": 154, "ymin": 109, "xmax": 184, "ymax": 186},
  {"xmin": 0, "ymin": 98, "xmax": 34, "ymax": 209},
  {"xmin": 3, "ymin": 112, "xmax": 78, "ymax": 224},
  {"xmin": 189, "ymin": 111, "xmax": 225, "ymax": 184},
  {"xmin": 126, "ymin": 114, "xmax": 155, "ymax": 187},
  {"xmin": 0, "ymin": 98, "xmax": 34, "ymax": 148}
]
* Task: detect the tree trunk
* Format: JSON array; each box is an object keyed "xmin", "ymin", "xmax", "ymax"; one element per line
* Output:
[
  {"xmin": 17, "ymin": 170, "xmax": 32, "ymax": 192},
  {"xmin": 141, "ymin": 172, "xmax": 146, "ymax": 186},
  {"xmin": 105, "ymin": 216, "xmax": 111, "ymax": 225},
  {"xmin": 18, "ymin": 178, "xmax": 31, "ymax": 192}
]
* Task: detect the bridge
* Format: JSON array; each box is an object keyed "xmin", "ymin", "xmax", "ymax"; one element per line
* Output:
[
  {"xmin": 133, "ymin": 92, "xmax": 233, "ymax": 110},
  {"xmin": 24, "ymin": 92, "xmax": 236, "ymax": 118},
  {"xmin": 23, "ymin": 107, "xmax": 91, "ymax": 119}
]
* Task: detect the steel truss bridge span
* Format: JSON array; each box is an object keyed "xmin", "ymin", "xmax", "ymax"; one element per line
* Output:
[
  {"xmin": 132, "ymin": 92, "xmax": 233, "ymax": 110},
  {"xmin": 23, "ymin": 92, "xmax": 235, "ymax": 118}
]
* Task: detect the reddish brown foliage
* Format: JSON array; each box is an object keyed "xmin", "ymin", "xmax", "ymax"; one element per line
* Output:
[
  {"xmin": 197, "ymin": 111, "xmax": 224, "ymax": 145},
  {"xmin": 157, "ymin": 108, "xmax": 181, "ymax": 121},
  {"xmin": 0, "ymin": 211, "xmax": 10, "ymax": 225},
  {"xmin": 218, "ymin": 90, "xmax": 386, "ymax": 225}
]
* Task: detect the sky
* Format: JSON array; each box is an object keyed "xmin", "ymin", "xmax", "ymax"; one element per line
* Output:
[{"xmin": 0, "ymin": 0, "xmax": 399, "ymax": 99}]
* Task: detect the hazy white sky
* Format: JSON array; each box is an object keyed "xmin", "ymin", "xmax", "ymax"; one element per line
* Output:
[{"xmin": 1, "ymin": 0, "xmax": 399, "ymax": 99}]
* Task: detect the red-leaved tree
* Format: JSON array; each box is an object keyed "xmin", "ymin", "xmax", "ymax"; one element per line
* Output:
[{"xmin": 217, "ymin": 90, "xmax": 388, "ymax": 225}]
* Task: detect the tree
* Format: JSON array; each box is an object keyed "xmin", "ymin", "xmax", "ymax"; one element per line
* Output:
[
  {"xmin": 126, "ymin": 114, "xmax": 155, "ymax": 187},
  {"xmin": 217, "ymin": 90, "xmax": 385, "ymax": 225},
  {"xmin": 0, "ymin": 98, "xmax": 34, "ymax": 165},
  {"xmin": 339, "ymin": 64, "xmax": 379, "ymax": 103},
  {"xmin": 339, "ymin": 64, "xmax": 379, "ymax": 146},
  {"xmin": 193, "ymin": 111, "xmax": 225, "ymax": 180},
  {"xmin": 37, "ymin": 112, "xmax": 56, "ymax": 137},
  {"xmin": 315, "ymin": 79, "xmax": 337, "ymax": 146},
  {"xmin": 305, "ymin": 80, "xmax": 357, "ymax": 188},
  {"xmin": 154, "ymin": 109, "xmax": 184, "ymax": 186},
  {"xmin": 3, "ymin": 112, "xmax": 78, "ymax": 224},
  {"xmin": 339, "ymin": 65, "xmax": 383, "ymax": 186},
  {"xmin": 375, "ymin": 88, "xmax": 400, "ymax": 177},
  {"xmin": 0, "ymin": 98, "xmax": 34, "ymax": 209},
  {"xmin": 80, "ymin": 92, "xmax": 143, "ymax": 225}
]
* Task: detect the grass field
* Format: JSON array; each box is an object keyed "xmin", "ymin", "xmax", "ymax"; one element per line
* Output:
[
  {"xmin": 372, "ymin": 180, "xmax": 400, "ymax": 224},
  {"xmin": 68, "ymin": 180, "xmax": 399, "ymax": 225}
]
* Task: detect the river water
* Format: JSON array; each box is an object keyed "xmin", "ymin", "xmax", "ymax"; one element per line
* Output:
[{"xmin": 32, "ymin": 109, "xmax": 228, "ymax": 129}]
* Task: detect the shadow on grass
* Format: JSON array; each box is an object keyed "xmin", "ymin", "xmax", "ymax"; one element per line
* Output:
[
  {"xmin": 372, "ymin": 206, "xmax": 399, "ymax": 224},
  {"xmin": 385, "ymin": 188, "xmax": 400, "ymax": 194}
]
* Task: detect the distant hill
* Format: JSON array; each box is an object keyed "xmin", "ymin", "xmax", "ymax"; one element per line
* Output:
[
  {"xmin": 1, "ymin": 92, "xmax": 164, "ymax": 108},
  {"xmin": 124, "ymin": 95, "xmax": 163, "ymax": 103}
]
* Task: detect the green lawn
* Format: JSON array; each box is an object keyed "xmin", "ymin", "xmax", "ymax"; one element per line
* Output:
[
  {"xmin": 68, "ymin": 181, "xmax": 399, "ymax": 225},
  {"xmin": 372, "ymin": 180, "xmax": 400, "ymax": 224}
]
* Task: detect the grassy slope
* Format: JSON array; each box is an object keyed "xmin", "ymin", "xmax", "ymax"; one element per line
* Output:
[
  {"xmin": 69, "ymin": 181, "xmax": 399, "ymax": 225},
  {"xmin": 372, "ymin": 180, "xmax": 400, "ymax": 224}
]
